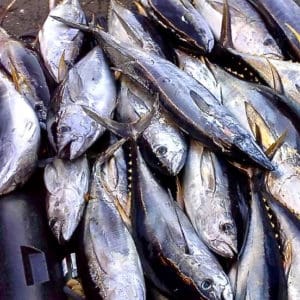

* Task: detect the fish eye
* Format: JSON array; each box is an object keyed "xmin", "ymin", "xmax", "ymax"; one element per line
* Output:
[
  {"xmin": 220, "ymin": 222, "xmax": 233, "ymax": 234},
  {"xmin": 156, "ymin": 146, "xmax": 168, "ymax": 156},
  {"xmin": 263, "ymin": 38, "xmax": 273, "ymax": 46},
  {"xmin": 59, "ymin": 125, "xmax": 71, "ymax": 133},
  {"xmin": 201, "ymin": 279, "xmax": 213, "ymax": 291}
]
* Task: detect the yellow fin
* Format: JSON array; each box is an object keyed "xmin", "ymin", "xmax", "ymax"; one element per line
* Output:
[
  {"xmin": 283, "ymin": 239, "xmax": 293, "ymax": 277},
  {"xmin": 245, "ymin": 102, "xmax": 275, "ymax": 150},
  {"xmin": 266, "ymin": 59, "xmax": 284, "ymax": 94},
  {"xmin": 175, "ymin": 176, "xmax": 185, "ymax": 211},
  {"xmin": 265, "ymin": 130, "xmax": 287, "ymax": 158},
  {"xmin": 10, "ymin": 59, "xmax": 20, "ymax": 92},
  {"xmin": 285, "ymin": 23, "xmax": 300, "ymax": 44},
  {"xmin": 58, "ymin": 50, "xmax": 68, "ymax": 82},
  {"xmin": 133, "ymin": 1, "xmax": 147, "ymax": 17}
]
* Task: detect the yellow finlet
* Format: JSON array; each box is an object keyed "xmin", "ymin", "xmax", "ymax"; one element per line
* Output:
[
  {"xmin": 285, "ymin": 23, "xmax": 300, "ymax": 44},
  {"xmin": 58, "ymin": 50, "xmax": 68, "ymax": 82}
]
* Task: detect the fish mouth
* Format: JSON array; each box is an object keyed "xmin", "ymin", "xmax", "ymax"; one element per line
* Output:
[
  {"xmin": 58, "ymin": 140, "xmax": 73, "ymax": 159},
  {"xmin": 221, "ymin": 284, "xmax": 234, "ymax": 300},
  {"xmin": 211, "ymin": 240, "xmax": 238, "ymax": 259},
  {"xmin": 234, "ymin": 135, "xmax": 274, "ymax": 171},
  {"xmin": 170, "ymin": 150, "xmax": 187, "ymax": 176},
  {"xmin": 57, "ymin": 138, "xmax": 85, "ymax": 160}
]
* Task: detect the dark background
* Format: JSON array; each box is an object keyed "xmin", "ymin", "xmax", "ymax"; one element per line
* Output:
[{"xmin": 1, "ymin": 0, "xmax": 116, "ymax": 37}]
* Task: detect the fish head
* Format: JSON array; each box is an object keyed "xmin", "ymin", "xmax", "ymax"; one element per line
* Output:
[
  {"xmin": 53, "ymin": 105, "xmax": 100, "ymax": 160},
  {"xmin": 47, "ymin": 188, "xmax": 82, "ymax": 243},
  {"xmin": 195, "ymin": 269, "xmax": 233, "ymax": 300},
  {"xmin": 154, "ymin": 130, "xmax": 187, "ymax": 176},
  {"xmin": 45, "ymin": 159, "xmax": 88, "ymax": 243},
  {"xmin": 208, "ymin": 216, "xmax": 237, "ymax": 258},
  {"xmin": 196, "ymin": 209, "xmax": 237, "ymax": 258},
  {"xmin": 140, "ymin": 122, "xmax": 187, "ymax": 176}
]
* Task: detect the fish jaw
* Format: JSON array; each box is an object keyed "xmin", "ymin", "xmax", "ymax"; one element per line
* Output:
[
  {"xmin": 54, "ymin": 107, "xmax": 102, "ymax": 160},
  {"xmin": 222, "ymin": 283, "xmax": 234, "ymax": 300},
  {"xmin": 47, "ymin": 188, "xmax": 85, "ymax": 243},
  {"xmin": 169, "ymin": 148, "xmax": 188, "ymax": 176},
  {"xmin": 232, "ymin": 133, "xmax": 274, "ymax": 171},
  {"xmin": 210, "ymin": 239, "xmax": 237, "ymax": 259}
]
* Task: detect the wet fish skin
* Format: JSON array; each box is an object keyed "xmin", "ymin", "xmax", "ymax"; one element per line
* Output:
[
  {"xmin": 48, "ymin": 46, "xmax": 117, "ymax": 160},
  {"xmin": 179, "ymin": 52, "xmax": 300, "ymax": 217},
  {"xmin": 268, "ymin": 196, "xmax": 300, "ymax": 300},
  {"xmin": 108, "ymin": 0, "xmax": 169, "ymax": 58},
  {"xmin": 117, "ymin": 77, "xmax": 187, "ymax": 176},
  {"xmin": 247, "ymin": 0, "xmax": 300, "ymax": 60},
  {"xmin": 38, "ymin": 0, "xmax": 86, "ymax": 83},
  {"xmin": 0, "ymin": 27, "xmax": 50, "ymax": 127},
  {"xmin": 84, "ymin": 156, "xmax": 146, "ymax": 300},
  {"xmin": 192, "ymin": 0, "xmax": 283, "ymax": 59},
  {"xmin": 234, "ymin": 178, "xmax": 287, "ymax": 299},
  {"xmin": 131, "ymin": 146, "xmax": 233, "ymax": 300},
  {"xmin": 174, "ymin": 204, "xmax": 234, "ymax": 300},
  {"xmin": 52, "ymin": 24, "xmax": 275, "ymax": 171},
  {"xmin": 140, "ymin": 0, "xmax": 214, "ymax": 53},
  {"xmin": 226, "ymin": 49, "xmax": 300, "ymax": 121},
  {"xmin": 183, "ymin": 139, "xmax": 237, "ymax": 258},
  {"xmin": 100, "ymin": 134, "xmax": 130, "ymax": 218},
  {"xmin": 207, "ymin": 60, "xmax": 300, "ymax": 219},
  {"xmin": 44, "ymin": 156, "xmax": 89, "ymax": 244},
  {"xmin": 0, "ymin": 70, "xmax": 40, "ymax": 195}
]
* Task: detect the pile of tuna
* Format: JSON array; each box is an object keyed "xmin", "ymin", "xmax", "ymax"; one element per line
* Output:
[{"xmin": 1, "ymin": 0, "xmax": 300, "ymax": 299}]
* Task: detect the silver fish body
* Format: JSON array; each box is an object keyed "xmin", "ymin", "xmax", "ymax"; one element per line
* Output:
[
  {"xmin": 140, "ymin": 0, "xmax": 214, "ymax": 53},
  {"xmin": 247, "ymin": 0, "xmax": 300, "ymax": 60},
  {"xmin": 0, "ymin": 27, "xmax": 50, "ymax": 127},
  {"xmin": 228, "ymin": 50, "xmax": 300, "ymax": 120},
  {"xmin": 192, "ymin": 0, "xmax": 283, "ymax": 58},
  {"xmin": 117, "ymin": 77, "xmax": 187, "ymax": 176},
  {"xmin": 100, "ymin": 134, "xmax": 130, "ymax": 218},
  {"xmin": 233, "ymin": 179, "xmax": 287, "ymax": 299},
  {"xmin": 183, "ymin": 139, "xmax": 237, "ymax": 258},
  {"xmin": 44, "ymin": 156, "xmax": 89, "ymax": 243},
  {"xmin": 108, "ymin": 0, "xmax": 168, "ymax": 58},
  {"xmin": 84, "ymin": 157, "xmax": 146, "ymax": 300},
  {"xmin": 0, "ymin": 70, "xmax": 40, "ymax": 195},
  {"xmin": 131, "ymin": 147, "xmax": 233, "ymax": 300},
  {"xmin": 48, "ymin": 46, "xmax": 117, "ymax": 160},
  {"xmin": 179, "ymin": 53, "xmax": 300, "ymax": 218},
  {"xmin": 38, "ymin": 0, "xmax": 86, "ymax": 83},
  {"xmin": 268, "ymin": 197, "xmax": 300, "ymax": 300},
  {"xmin": 209, "ymin": 64, "xmax": 300, "ymax": 219},
  {"xmin": 71, "ymin": 28, "xmax": 273, "ymax": 170}
]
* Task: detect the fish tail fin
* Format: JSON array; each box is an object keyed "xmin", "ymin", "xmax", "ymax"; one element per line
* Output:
[{"xmin": 81, "ymin": 95, "xmax": 159, "ymax": 141}]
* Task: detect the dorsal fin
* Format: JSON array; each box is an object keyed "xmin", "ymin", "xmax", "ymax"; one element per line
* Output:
[
  {"xmin": 133, "ymin": 1, "xmax": 147, "ymax": 16},
  {"xmin": 266, "ymin": 59, "xmax": 284, "ymax": 94},
  {"xmin": 245, "ymin": 102, "xmax": 287, "ymax": 159},
  {"xmin": 58, "ymin": 50, "xmax": 68, "ymax": 83},
  {"xmin": 175, "ymin": 176, "xmax": 185, "ymax": 211},
  {"xmin": 265, "ymin": 131, "xmax": 287, "ymax": 159},
  {"xmin": 9, "ymin": 58, "xmax": 21, "ymax": 92},
  {"xmin": 81, "ymin": 96, "xmax": 159, "ymax": 140},
  {"xmin": 245, "ymin": 101, "xmax": 275, "ymax": 150},
  {"xmin": 285, "ymin": 23, "xmax": 300, "ymax": 44},
  {"xmin": 220, "ymin": 0, "xmax": 233, "ymax": 48}
]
